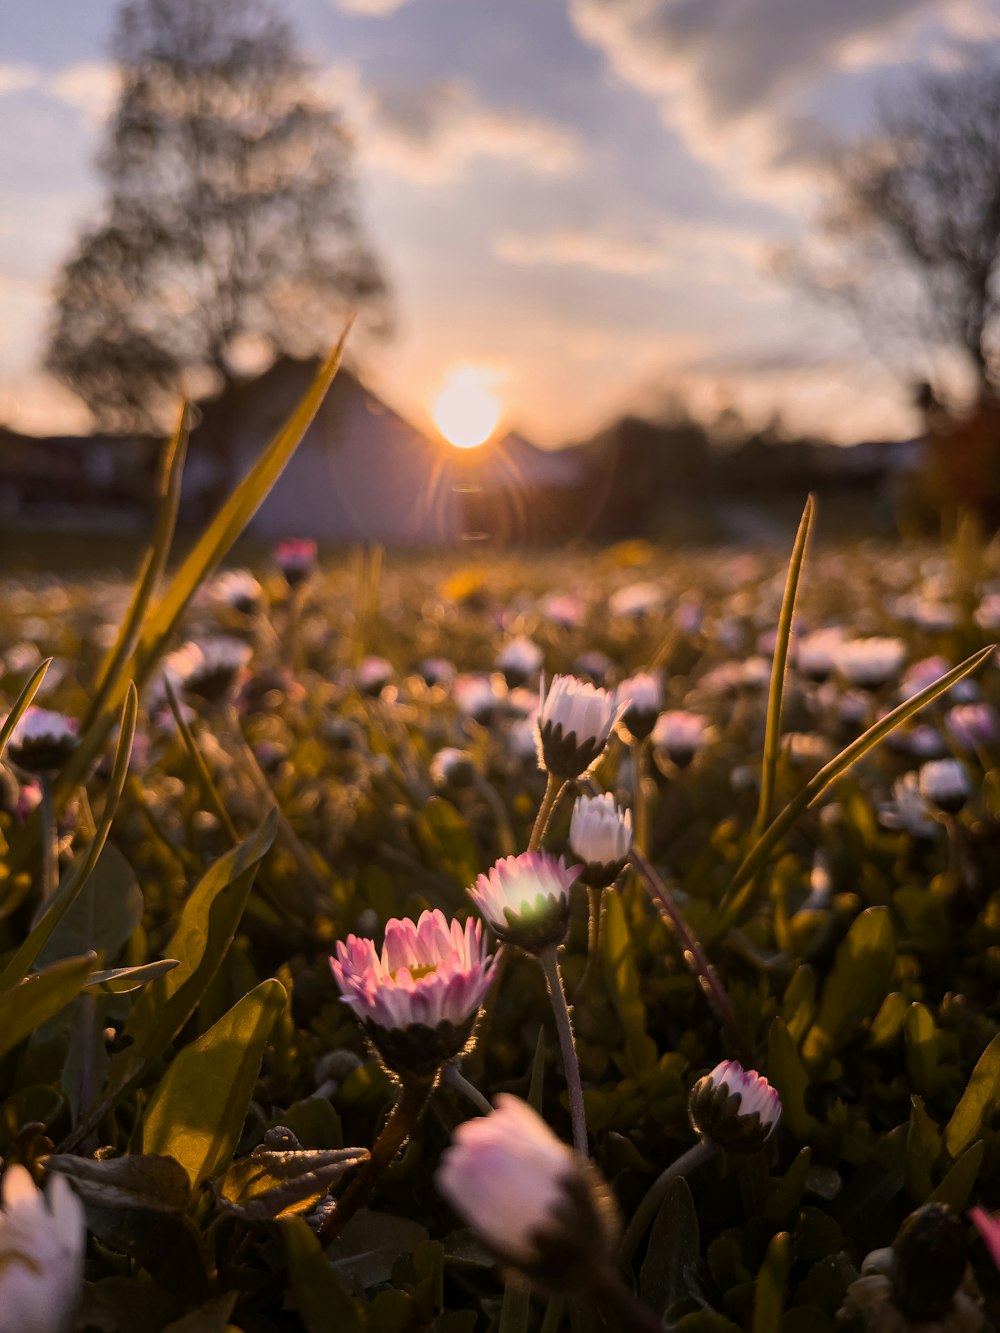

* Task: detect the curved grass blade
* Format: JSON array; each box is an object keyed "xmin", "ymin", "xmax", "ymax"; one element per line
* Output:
[
  {"xmin": 0, "ymin": 683, "xmax": 138, "ymax": 988},
  {"xmin": 753, "ymin": 495, "xmax": 813, "ymax": 842},
  {"xmin": 86, "ymin": 402, "xmax": 190, "ymax": 728},
  {"xmin": 715, "ymin": 643, "xmax": 995, "ymax": 932},
  {"xmin": 163, "ymin": 678, "xmax": 238, "ymax": 845},
  {"xmin": 0, "ymin": 657, "xmax": 52, "ymax": 763},
  {"xmin": 50, "ymin": 328, "xmax": 350, "ymax": 813}
]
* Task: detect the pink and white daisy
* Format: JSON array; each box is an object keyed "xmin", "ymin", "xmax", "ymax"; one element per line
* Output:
[
  {"xmin": 331, "ymin": 909, "xmax": 497, "ymax": 1076},
  {"xmin": 537, "ymin": 674, "xmax": 623, "ymax": 780},
  {"xmin": 274, "ymin": 537, "xmax": 318, "ymax": 588},
  {"xmin": 6, "ymin": 707, "xmax": 79, "ymax": 776},
  {"xmin": 652, "ymin": 710, "xmax": 707, "ymax": 768},
  {"xmin": 436, "ymin": 1095, "xmax": 616, "ymax": 1281},
  {"xmin": 688, "ymin": 1060, "xmax": 781, "ymax": 1154},
  {"xmin": 470, "ymin": 851, "xmax": 580, "ymax": 953},
  {"xmin": 569, "ymin": 793, "xmax": 631, "ymax": 888},
  {"xmin": 0, "ymin": 1164, "xmax": 85, "ymax": 1333}
]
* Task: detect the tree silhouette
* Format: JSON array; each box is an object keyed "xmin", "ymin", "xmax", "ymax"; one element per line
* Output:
[
  {"xmin": 47, "ymin": 0, "xmax": 389, "ymax": 433},
  {"xmin": 782, "ymin": 59, "xmax": 1000, "ymax": 404}
]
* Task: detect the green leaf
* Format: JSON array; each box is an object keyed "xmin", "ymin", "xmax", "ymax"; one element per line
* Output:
[
  {"xmin": 0, "ymin": 954, "xmax": 96, "ymax": 1059},
  {"xmin": 800, "ymin": 907, "xmax": 895, "ymax": 1076},
  {"xmin": 767, "ymin": 1017, "xmax": 817, "ymax": 1139},
  {"xmin": 45, "ymin": 1152, "xmax": 192, "ymax": 1213},
  {"xmin": 82, "ymin": 960, "xmax": 180, "ymax": 994},
  {"xmin": 51, "ymin": 339, "xmax": 348, "ymax": 815},
  {"xmin": 640, "ymin": 1176, "xmax": 699, "ymax": 1316},
  {"xmin": 905, "ymin": 1096, "xmax": 941, "ymax": 1203},
  {"xmin": 754, "ymin": 495, "xmax": 813, "ymax": 844},
  {"xmin": 217, "ymin": 1145, "xmax": 367, "ymax": 1222},
  {"xmin": 85, "ymin": 404, "xmax": 189, "ymax": 732},
  {"xmin": 753, "ymin": 1231, "xmax": 791, "ymax": 1333},
  {"xmin": 765, "ymin": 1148, "xmax": 812, "ymax": 1225},
  {"xmin": 0, "ymin": 657, "xmax": 51, "ymax": 764},
  {"xmin": 65, "ymin": 816, "xmax": 277, "ymax": 1150},
  {"xmin": 782, "ymin": 965, "xmax": 817, "ymax": 1046},
  {"xmin": 905, "ymin": 1004, "xmax": 944, "ymax": 1098},
  {"xmin": 928, "ymin": 1139, "xmax": 985, "ymax": 1211},
  {"xmin": 143, "ymin": 978, "xmax": 287, "ymax": 1187},
  {"xmin": 869, "ymin": 992, "xmax": 908, "ymax": 1049},
  {"xmin": 283, "ymin": 1214, "xmax": 364, "ymax": 1333},
  {"xmin": 0, "ymin": 684, "xmax": 138, "ymax": 988},
  {"xmin": 717, "ymin": 644, "xmax": 995, "ymax": 929},
  {"xmin": 944, "ymin": 1032, "xmax": 1000, "ymax": 1158},
  {"xmin": 163, "ymin": 678, "xmax": 238, "ymax": 844},
  {"xmin": 601, "ymin": 889, "xmax": 657, "ymax": 1073}
]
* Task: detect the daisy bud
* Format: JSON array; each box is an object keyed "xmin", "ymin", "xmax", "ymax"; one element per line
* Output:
[
  {"xmin": 416, "ymin": 657, "xmax": 456, "ymax": 688},
  {"xmin": 436, "ymin": 1095, "xmax": 618, "ymax": 1293},
  {"xmin": 6, "ymin": 708, "xmax": 79, "ymax": 777},
  {"xmin": 331, "ymin": 909, "xmax": 498, "ymax": 1079},
  {"xmin": 795, "ymin": 628, "xmax": 843, "ymax": 684},
  {"xmin": 537, "ymin": 674, "xmax": 622, "ymax": 781},
  {"xmin": 470, "ymin": 851, "xmax": 579, "ymax": 953},
  {"xmin": 688, "ymin": 1060, "xmax": 781, "ymax": 1155},
  {"xmin": 209, "ymin": 569, "xmax": 263, "ymax": 616},
  {"xmin": 919, "ymin": 759, "xmax": 971, "ymax": 815},
  {"xmin": 274, "ymin": 537, "xmax": 317, "ymax": 589},
  {"xmin": 496, "ymin": 636, "xmax": 544, "ymax": 689},
  {"xmin": 0, "ymin": 1164, "xmax": 85, "ymax": 1333},
  {"xmin": 948, "ymin": 703, "xmax": 998, "ymax": 751},
  {"xmin": 618, "ymin": 672, "xmax": 663, "ymax": 742},
  {"xmin": 430, "ymin": 747, "xmax": 477, "ymax": 790},
  {"xmin": 652, "ymin": 710, "xmax": 706, "ymax": 769},
  {"xmin": 893, "ymin": 1204, "xmax": 969, "ymax": 1323},
  {"xmin": 569, "ymin": 794, "xmax": 631, "ymax": 888},
  {"xmin": 167, "ymin": 637, "xmax": 253, "ymax": 706},
  {"xmin": 836, "ymin": 637, "xmax": 906, "ymax": 690},
  {"xmin": 355, "ymin": 656, "xmax": 394, "ymax": 697}
]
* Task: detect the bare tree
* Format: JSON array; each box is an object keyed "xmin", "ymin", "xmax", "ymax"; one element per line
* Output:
[
  {"xmin": 47, "ymin": 0, "xmax": 390, "ymax": 433},
  {"xmin": 782, "ymin": 59, "xmax": 1000, "ymax": 404}
]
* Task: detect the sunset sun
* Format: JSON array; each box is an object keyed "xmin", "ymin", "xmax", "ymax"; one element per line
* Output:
[{"xmin": 432, "ymin": 365, "xmax": 503, "ymax": 449}]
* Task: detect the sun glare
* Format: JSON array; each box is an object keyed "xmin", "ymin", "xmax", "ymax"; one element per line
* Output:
[{"xmin": 432, "ymin": 365, "xmax": 503, "ymax": 449}]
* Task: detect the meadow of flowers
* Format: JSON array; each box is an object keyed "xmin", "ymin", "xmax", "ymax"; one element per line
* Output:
[{"xmin": 4, "ymin": 404, "xmax": 1000, "ymax": 1333}]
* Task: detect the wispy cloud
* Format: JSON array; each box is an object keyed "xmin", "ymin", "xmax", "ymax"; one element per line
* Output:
[
  {"xmin": 334, "ymin": 0, "xmax": 412, "ymax": 14},
  {"xmin": 0, "ymin": 60, "xmax": 118, "ymax": 123},
  {"xmin": 349, "ymin": 75, "xmax": 581, "ymax": 181}
]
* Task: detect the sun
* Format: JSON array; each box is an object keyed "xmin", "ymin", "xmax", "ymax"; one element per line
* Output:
[{"xmin": 432, "ymin": 365, "xmax": 503, "ymax": 449}]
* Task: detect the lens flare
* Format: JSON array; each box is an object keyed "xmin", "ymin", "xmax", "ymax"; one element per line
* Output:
[{"xmin": 433, "ymin": 365, "xmax": 503, "ymax": 449}]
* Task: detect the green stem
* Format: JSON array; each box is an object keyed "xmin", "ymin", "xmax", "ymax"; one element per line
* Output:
[
  {"xmin": 539, "ymin": 946, "xmax": 588, "ymax": 1157},
  {"xmin": 39, "ymin": 776, "xmax": 58, "ymax": 902},
  {"xmin": 529, "ymin": 773, "xmax": 568, "ymax": 852},
  {"xmin": 576, "ymin": 885, "xmax": 606, "ymax": 1000},
  {"xmin": 318, "ymin": 1074, "xmax": 435, "ymax": 1247},
  {"xmin": 618, "ymin": 1139, "xmax": 717, "ymax": 1270},
  {"xmin": 443, "ymin": 1063, "xmax": 493, "ymax": 1116},
  {"xmin": 630, "ymin": 740, "xmax": 649, "ymax": 858},
  {"xmin": 591, "ymin": 1262, "xmax": 671, "ymax": 1333}
]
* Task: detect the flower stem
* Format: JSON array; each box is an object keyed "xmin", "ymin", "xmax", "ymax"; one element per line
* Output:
[
  {"xmin": 539, "ymin": 945, "xmax": 588, "ymax": 1157},
  {"xmin": 591, "ymin": 1262, "xmax": 671, "ymax": 1333},
  {"xmin": 630, "ymin": 739, "xmax": 649, "ymax": 857},
  {"xmin": 529, "ymin": 773, "xmax": 568, "ymax": 852},
  {"xmin": 617, "ymin": 1138, "xmax": 717, "ymax": 1270},
  {"xmin": 38, "ymin": 776, "xmax": 58, "ymax": 902},
  {"xmin": 318, "ymin": 1073, "xmax": 435, "ymax": 1247},
  {"xmin": 443, "ymin": 1063, "xmax": 493, "ymax": 1116},
  {"xmin": 576, "ymin": 885, "xmax": 606, "ymax": 1000},
  {"xmin": 580, "ymin": 777, "xmax": 744, "ymax": 1056}
]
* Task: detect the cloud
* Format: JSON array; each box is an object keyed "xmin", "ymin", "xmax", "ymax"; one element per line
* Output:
[
  {"xmin": 0, "ymin": 61, "xmax": 118, "ymax": 124},
  {"xmin": 494, "ymin": 217, "xmax": 765, "ymax": 284},
  {"xmin": 335, "ymin": 0, "xmax": 412, "ymax": 13},
  {"xmin": 566, "ymin": 0, "xmax": 1000, "ymax": 201},
  {"xmin": 358, "ymin": 77, "xmax": 581, "ymax": 181}
]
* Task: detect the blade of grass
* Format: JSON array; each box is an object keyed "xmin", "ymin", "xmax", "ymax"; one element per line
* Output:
[
  {"xmin": 85, "ymin": 403, "xmax": 190, "ymax": 728},
  {"xmin": 753, "ymin": 495, "xmax": 813, "ymax": 842},
  {"xmin": 0, "ymin": 683, "xmax": 138, "ymax": 987},
  {"xmin": 0, "ymin": 657, "xmax": 51, "ymax": 762},
  {"xmin": 715, "ymin": 643, "xmax": 995, "ymax": 932},
  {"xmin": 47, "ymin": 326, "xmax": 350, "ymax": 815},
  {"xmin": 163, "ymin": 679, "xmax": 239, "ymax": 846}
]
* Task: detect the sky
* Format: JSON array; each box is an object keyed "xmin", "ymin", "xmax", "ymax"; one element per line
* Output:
[{"xmin": 2, "ymin": 0, "xmax": 1000, "ymax": 447}]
